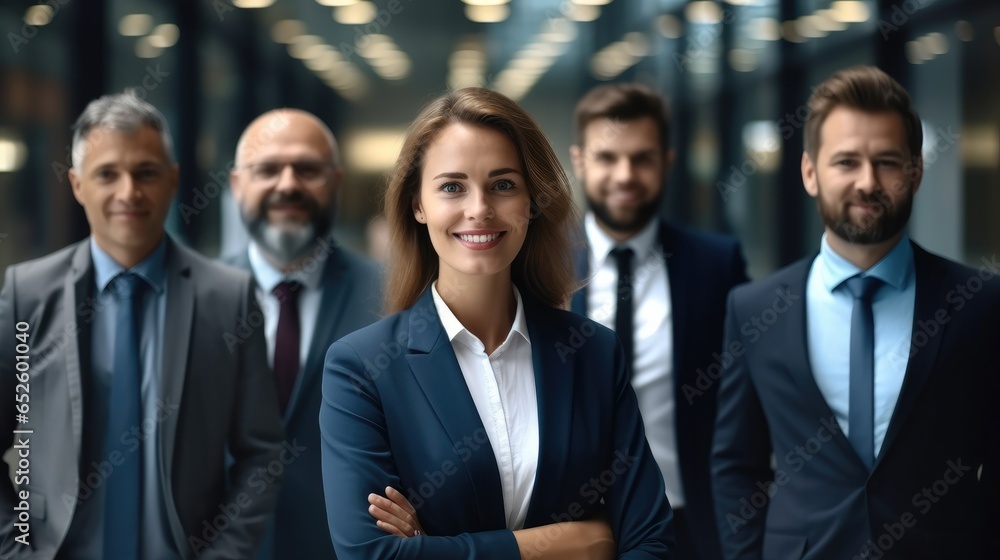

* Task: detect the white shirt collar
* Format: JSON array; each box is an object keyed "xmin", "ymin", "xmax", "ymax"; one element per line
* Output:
[
  {"xmin": 585, "ymin": 212, "xmax": 660, "ymax": 267},
  {"xmin": 248, "ymin": 242, "xmax": 326, "ymax": 294},
  {"xmin": 430, "ymin": 282, "xmax": 531, "ymax": 354}
]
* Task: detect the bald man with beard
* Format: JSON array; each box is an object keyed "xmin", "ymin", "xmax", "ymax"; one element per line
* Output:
[{"xmin": 227, "ymin": 109, "xmax": 382, "ymax": 559}]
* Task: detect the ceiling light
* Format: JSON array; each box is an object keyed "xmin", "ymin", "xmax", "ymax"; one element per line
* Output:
[
  {"xmin": 748, "ymin": 18, "xmax": 781, "ymax": 41},
  {"xmin": 657, "ymin": 15, "xmax": 683, "ymax": 39},
  {"xmin": 287, "ymin": 35, "xmax": 324, "ymax": 59},
  {"xmin": 728, "ymin": 48, "xmax": 758, "ymax": 72},
  {"xmin": 316, "ymin": 0, "xmax": 358, "ymax": 6},
  {"xmin": 0, "ymin": 130, "xmax": 27, "ymax": 173},
  {"xmin": 335, "ymin": 1, "xmax": 377, "ymax": 24},
  {"xmin": 119, "ymin": 14, "xmax": 153, "ymax": 36},
  {"xmin": 905, "ymin": 41, "xmax": 926, "ymax": 64},
  {"xmin": 814, "ymin": 10, "xmax": 848, "ymax": 32},
  {"xmin": 271, "ymin": 20, "xmax": 305, "ymax": 43},
  {"xmin": 829, "ymin": 1, "xmax": 869, "ymax": 24},
  {"xmin": 24, "ymin": 5, "xmax": 54, "ymax": 26},
  {"xmin": 567, "ymin": 5, "xmax": 600, "ymax": 22},
  {"xmin": 623, "ymin": 32, "xmax": 650, "ymax": 56},
  {"xmin": 346, "ymin": 130, "xmax": 406, "ymax": 172},
  {"xmin": 685, "ymin": 1, "xmax": 723, "ymax": 25},
  {"xmin": 233, "ymin": 0, "xmax": 277, "ymax": 8},
  {"xmin": 921, "ymin": 32, "xmax": 948, "ymax": 55},
  {"xmin": 465, "ymin": 4, "xmax": 510, "ymax": 23},
  {"xmin": 795, "ymin": 16, "xmax": 828, "ymax": 39},
  {"xmin": 148, "ymin": 23, "xmax": 180, "ymax": 48},
  {"xmin": 572, "ymin": 0, "xmax": 613, "ymax": 5}
]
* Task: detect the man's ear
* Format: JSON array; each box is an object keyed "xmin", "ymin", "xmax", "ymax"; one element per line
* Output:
[
  {"xmin": 908, "ymin": 155, "xmax": 923, "ymax": 196},
  {"xmin": 229, "ymin": 168, "xmax": 244, "ymax": 201},
  {"xmin": 569, "ymin": 144, "xmax": 584, "ymax": 179},
  {"xmin": 68, "ymin": 167, "xmax": 83, "ymax": 204},
  {"xmin": 801, "ymin": 151, "xmax": 818, "ymax": 198}
]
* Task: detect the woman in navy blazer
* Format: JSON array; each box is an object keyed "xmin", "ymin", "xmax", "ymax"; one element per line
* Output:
[{"xmin": 320, "ymin": 87, "xmax": 675, "ymax": 559}]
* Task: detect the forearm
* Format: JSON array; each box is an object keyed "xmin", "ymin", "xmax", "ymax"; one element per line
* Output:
[{"xmin": 513, "ymin": 521, "xmax": 614, "ymax": 560}]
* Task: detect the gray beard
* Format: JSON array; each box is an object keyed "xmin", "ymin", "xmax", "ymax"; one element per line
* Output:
[{"xmin": 250, "ymin": 221, "xmax": 318, "ymax": 265}]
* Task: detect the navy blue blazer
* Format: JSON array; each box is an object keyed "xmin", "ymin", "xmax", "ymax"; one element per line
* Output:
[
  {"xmin": 712, "ymin": 243, "xmax": 1000, "ymax": 559},
  {"xmin": 572, "ymin": 221, "xmax": 748, "ymax": 560},
  {"xmin": 227, "ymin": 243, "xmax": 382, "ymax": 560},
  {"xmin": 320, "ymin": 288, "xmax": 675, "ymax": 559}
]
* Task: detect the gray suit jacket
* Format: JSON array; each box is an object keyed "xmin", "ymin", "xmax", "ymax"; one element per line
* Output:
[
  {"xmin": 0, "ymin": 237, "xmax": 285, "ymax": 559},
  {"xmin": 226, "ymin": 239, "xmax": 382, "ymax": 560}
]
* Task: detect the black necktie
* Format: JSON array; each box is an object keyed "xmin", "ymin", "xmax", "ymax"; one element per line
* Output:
[
  {"xmin": 273, "ymin": 281, "xmax": 302, "ymax": 414},
  {"xmin": 844, "ymin": 275, "xmax": 883, "ymax": 469},
  {"xmin": 104, "ymin": 272, "xmax": 145, "ymax": 559},
  {"xmin": 612, "ymin": 247, "xmax": 635, "ymax": 372}
]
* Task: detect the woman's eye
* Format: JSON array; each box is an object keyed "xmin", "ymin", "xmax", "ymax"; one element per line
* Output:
[
  {"xmin": 493, "ymin": 180, "xmax": 515, "ymax": 191},
  {"xmin": 441, "ymin": 183, "xmax": 461, "ymax": 193}
]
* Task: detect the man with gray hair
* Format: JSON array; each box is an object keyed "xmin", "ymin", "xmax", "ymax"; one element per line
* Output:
[
  {"xmin": 226, "ymin": 108, "xmax": 381, "ymax": 559},
  {"xmin": 0, "ymin": 90, "xmax": 285, "ymax": 559}
]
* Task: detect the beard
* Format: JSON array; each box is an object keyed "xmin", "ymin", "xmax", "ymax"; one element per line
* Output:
[
  {"xmin": 242, "ymin": 190, "xmax": 333, "ymax": 264},
  {"xmin": 584, "ymin": 180, "xmax": 664, "ymax": 235},
  {"xmin": 816, "ymin": 180, "xmax": 913, "ymax": 245}
]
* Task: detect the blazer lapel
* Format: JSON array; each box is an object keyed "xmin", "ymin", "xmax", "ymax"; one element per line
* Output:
[
  {"xmin": 404, "ymin": 290, "xmax": 506, "ymax": 529},
  {"xmin": 288, "ymin": 250, "xmax": 350, "ymax": 420},
  {"xmin": 64, "ymin": 242, "xmax": 94, "ymax": 464},
  {"xmin": 780, "ymin": 259, "xmax": 866, "ymax": 467},
  {"xmin": 570, "ymin": 229, "xmax": 589, "ymax": 316},
  {"xmin": 159, "ymin": 240, "xmax": 194, "ymax": 487},
  {"xmin": 660, "ymin": 224, "xmax": 689, "ymax": 383},
  {"xmin": 523, "ymin": 304, "xmax": 576, "ymax": 526},
  {"xmin": 874, "ymin": 244, "xmax": 948, "ymax": 468}
]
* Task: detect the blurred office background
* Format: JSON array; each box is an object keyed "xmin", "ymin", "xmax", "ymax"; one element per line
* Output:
[{"xmin": 0, "ymin": 0, "xmax": 996, "ymax": 280}]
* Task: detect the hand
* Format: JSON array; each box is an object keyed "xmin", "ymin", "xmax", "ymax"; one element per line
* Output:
[{"xmin": 368, "ymin": 486, "xmax": 426, "ymax": 538}]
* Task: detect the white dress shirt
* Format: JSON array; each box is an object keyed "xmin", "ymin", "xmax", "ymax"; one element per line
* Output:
[
  {"xmin": 431, "ymin": 282, "xmax": 539, "ymax": 530},
  {"xmin": 806, "ymin": 234, "xmax": 915, "ymax": 459},
  {"xmin": 584, "ymin": 213, "xmax": 683, "ymax": 507},
  {"xmin": 248, "ymin": 242, "xmax": 325, "ymax": 375}
]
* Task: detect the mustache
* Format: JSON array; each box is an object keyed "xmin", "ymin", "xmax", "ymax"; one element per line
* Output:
[{"xmin": 261, "ymin": 191, "xmax": 315, "ymax": 212}]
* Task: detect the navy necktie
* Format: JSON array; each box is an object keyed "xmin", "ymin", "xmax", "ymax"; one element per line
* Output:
[
  {"xmin": 104, "ymin": 272, "xmax": 145, "ymax": 559},
  {"xmin": 273, "ymin": 281, "xmax": 302, "ymax": 414},
  {"xmin": 611, "ymin": 247, "xmax": 635, "ymax": 372},
  {"xmin": 844, "ymin": 275, "xmax": 883, "ymax": 469}
]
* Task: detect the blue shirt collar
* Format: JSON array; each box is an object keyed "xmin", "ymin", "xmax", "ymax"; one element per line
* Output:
[
  {"xmin": 819, "ymin": 233, "xmax": 914, "ymax": 294},
  {"xmin": 91, "ymin": 236, "xmax": 168, "ymax": 295}
]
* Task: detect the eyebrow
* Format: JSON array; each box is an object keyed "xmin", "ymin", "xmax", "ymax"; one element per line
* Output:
[
  {"xmin": 432, "ymin": 168, "xmax": 523, "ymax": 180},
  {"xmin": 828, "ymin": 150, "xmax": 906, "ymax": 160}
]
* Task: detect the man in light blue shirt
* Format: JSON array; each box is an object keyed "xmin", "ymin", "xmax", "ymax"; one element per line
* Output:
[
  {"xmin": 0, "ymin": 91, "xmax": 284, "ymax": 559},
  {"xmin": 712, "ymin": 66, "xmax": 1000, "ymax": 559}
]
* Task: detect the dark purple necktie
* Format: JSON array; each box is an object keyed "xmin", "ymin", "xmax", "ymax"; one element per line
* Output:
[{"xmin": 273, "ymin": 281, "xmax": 302, "ymax": 413}]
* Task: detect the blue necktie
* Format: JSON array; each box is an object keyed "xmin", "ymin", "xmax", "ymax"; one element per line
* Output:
[
  {"xmin": 844, "ymin": 275, "xmax": 883, "ymax": 469},
  {"xmin": 104, "ymin": 272, "xmax": 145, "ymax": 559},
  {"xmin": 611, "ymin": 247, "xmax": 634, "ymax": 372}
]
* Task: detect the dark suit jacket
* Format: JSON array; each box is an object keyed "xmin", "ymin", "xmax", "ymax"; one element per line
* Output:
[
  {"xmin": 227, "ymin": 241, "xmax": 382, "ymax": 560},
  {"xmin": 0, "ymin": 238, "xmax": 285, "ymax": 559},
  {"xmin": 572, "ymin": 220, "xmax": 748, "ymax": 560},
  {"xmin": 320, "ymin": 288, "xmax": 676, "ymax": 559},
  {"xmin": 712, "ymin": 242, "xmax": 1000, "ymax": 559}
]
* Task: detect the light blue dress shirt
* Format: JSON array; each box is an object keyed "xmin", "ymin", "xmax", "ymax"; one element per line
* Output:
[
  {"xmin": 62, "ymin": 237, "xmax": 177, "ymax": 559},
  {"xmin": 806, "ymin": 234, "xmax": 915, "ymax": 461}
]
